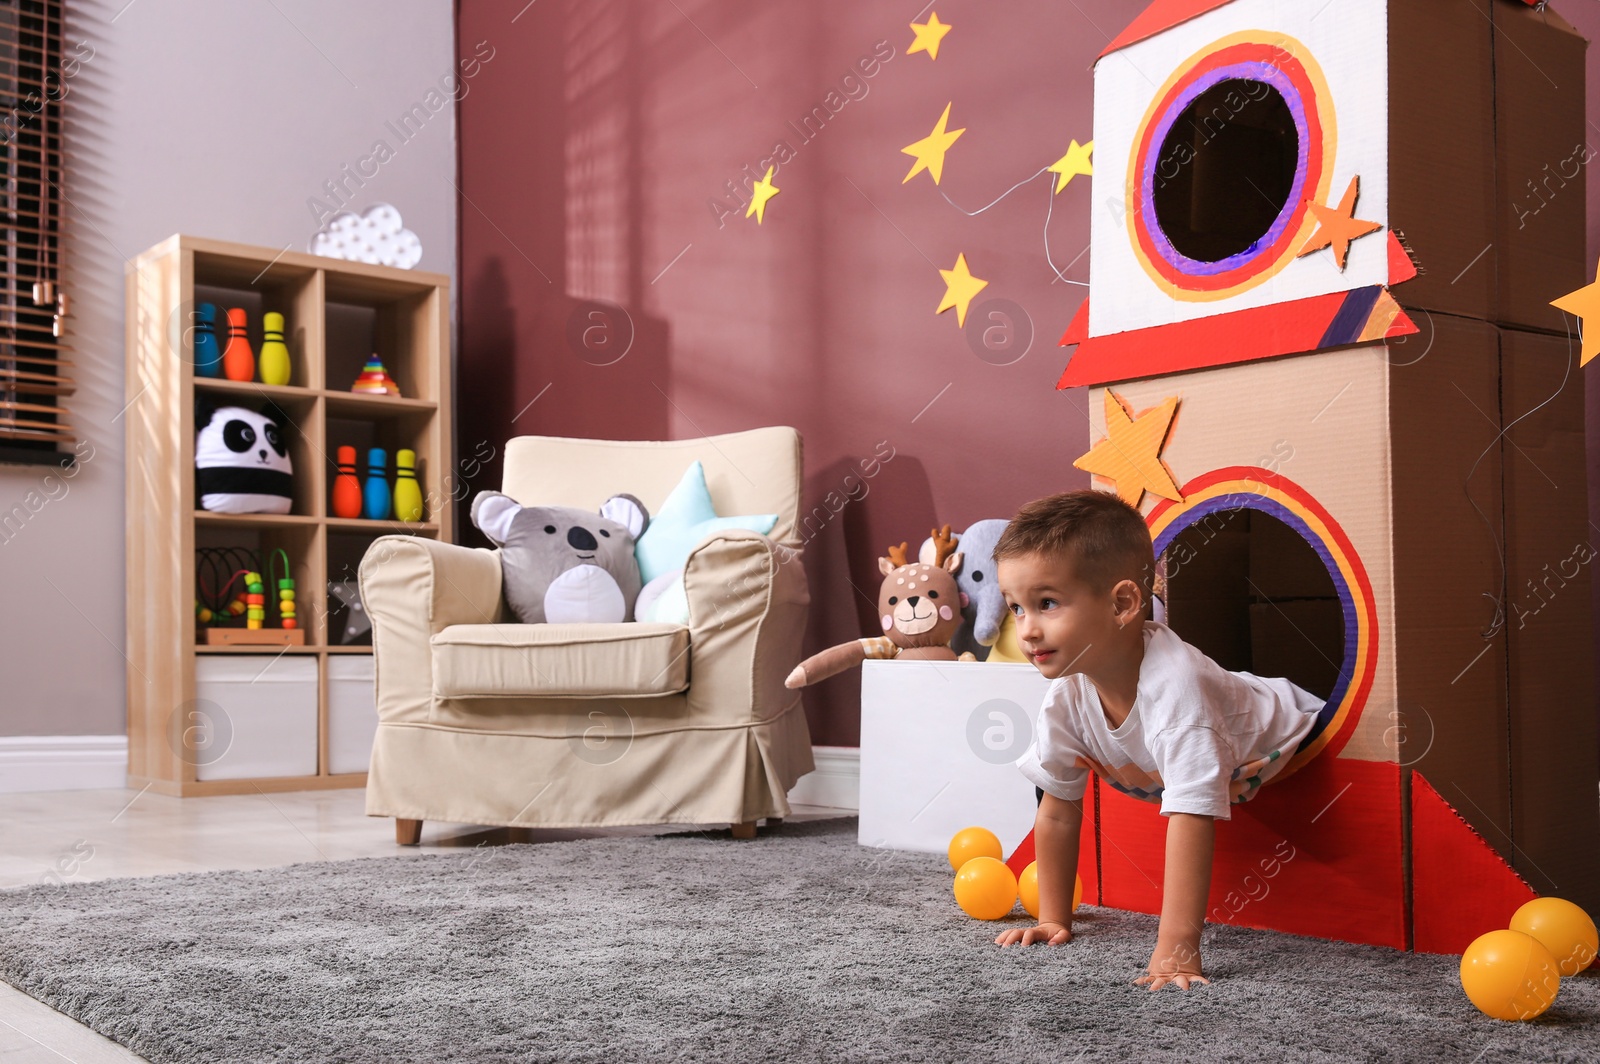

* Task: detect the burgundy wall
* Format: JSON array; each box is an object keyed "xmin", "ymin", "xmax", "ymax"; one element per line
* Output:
[{"xmin": 457, "ymin": 0, "xmax": 1600, "ymax": 749}]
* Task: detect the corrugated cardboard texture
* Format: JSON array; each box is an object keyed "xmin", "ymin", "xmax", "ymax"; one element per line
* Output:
[
  {"xmin": 1490, "ymin": 1, "xmax": 1587, "ymax": 335},
  {"xmin": 1387, "ymin": 312, "xmax": 1512, "ymax": 862},
  {"xmin": 1387, "ymin": 0, "xmax": 1497, "ymax": 320},
  {"xmin": 1093, "ymin": 345, "xmax": 1398, "ymax": 762},
  {"xmin": 1499, "ymin": 327, "xmax": 1600, "ymax": 913}
]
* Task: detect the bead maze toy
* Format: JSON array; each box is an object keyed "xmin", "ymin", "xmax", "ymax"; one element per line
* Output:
[{"xmin": 194, "ymin": 546, "xmax": 305, "ymax": 646}]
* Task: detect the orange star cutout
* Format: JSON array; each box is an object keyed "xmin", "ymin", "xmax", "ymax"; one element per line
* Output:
[
  {"xmin": 1072, "ymin": 390, "xmax": 1183, "ymax": 508},
  {"xmin": 1296, "ymin": 175, "xmax": 1381, "ymax": 270},
  {"xmin": 1551, "ymin": 258, "xmax": 1600, "ymax": 367}
]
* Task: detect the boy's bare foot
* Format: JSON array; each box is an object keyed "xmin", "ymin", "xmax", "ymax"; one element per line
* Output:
[{"xmin": 995, "ymin": 921, "xmax": 1072, "ymax": 947}]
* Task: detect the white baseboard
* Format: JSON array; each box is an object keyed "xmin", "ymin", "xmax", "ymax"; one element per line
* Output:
[
  {"xmin": 787, "ymin": 745, "xmax": 859, "ymax": 811},
  {"xmin": 0, "ymin": 735, "xmax": 127, "ymax": 794}
]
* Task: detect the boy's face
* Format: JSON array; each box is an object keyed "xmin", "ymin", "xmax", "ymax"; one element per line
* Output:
[{"xmin": 998, "ymin": 550, "xmax": 1138, "ymax": 681}]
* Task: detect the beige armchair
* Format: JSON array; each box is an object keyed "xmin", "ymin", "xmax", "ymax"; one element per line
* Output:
[{"xmin": 359, "ymin": 427, "xmax": 814, "ymax": 844}]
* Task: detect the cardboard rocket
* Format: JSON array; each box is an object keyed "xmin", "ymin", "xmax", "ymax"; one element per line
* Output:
[{"xmin": 1053, "ymin": 0, "xmax": 1600, "ymax": 951}]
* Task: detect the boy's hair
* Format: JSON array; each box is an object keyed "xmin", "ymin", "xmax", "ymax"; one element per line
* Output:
[{"xmin": 995, "ymin": 490, "xmax": 1156, "ymax": 599}]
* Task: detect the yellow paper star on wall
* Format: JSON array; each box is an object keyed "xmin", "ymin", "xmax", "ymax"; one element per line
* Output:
[
  {"xmin": 1296, "ymin": 175, "xmax": 1381, "ymax": 270},
  {"xmin": 746, "ymin": 166, "xmax": 779, "ymax": 225},
  {"xmin": 1551, "ymin": 259, "xmax": 1600, "ymax": 367},
  {"xmin": 908, "ymin": 12, "xmax": 952, "ymax": 60},
  {"xmin": 1073, "ymin": 390, "xmax": 1184, "ymax": 508},
  {"xmin": 902, "ymin": 102, "xmax": 965, "ymax": 185},
  {"xmin": 936, "ymin": 253, "xmax": 988, "ymax": 327},
  {"xmin": 1048, "ymin": 139, "xmax": 1094, "ymax": 193}
]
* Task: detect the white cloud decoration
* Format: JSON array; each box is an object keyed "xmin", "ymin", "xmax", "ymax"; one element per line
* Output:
[{"xmin": 309, "ymin": 203, "xmax": 423, "ymax": 269}]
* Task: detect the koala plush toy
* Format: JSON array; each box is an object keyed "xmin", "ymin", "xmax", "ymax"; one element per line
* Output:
[{"xmin": 470, "ymin": 490, "xmax": 650, "ymax": 624}]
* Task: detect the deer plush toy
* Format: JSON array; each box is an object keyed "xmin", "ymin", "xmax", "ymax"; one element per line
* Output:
[{"xmin": 785, "ymin": 526, "xmax": 976, "ymax": 689}]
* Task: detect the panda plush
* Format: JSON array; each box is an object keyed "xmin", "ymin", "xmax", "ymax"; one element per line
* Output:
[{"xmin": 195, "ymin": 397, "xmax": 295, "ymax": 514}]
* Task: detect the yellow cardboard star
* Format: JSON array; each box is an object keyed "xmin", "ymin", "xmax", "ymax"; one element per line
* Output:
[
  {"xmin": 902, "ymin": 102, "xmax": 965, "ymax": 185},
  {"xmin": 1551, "ymin": 258, "xmax": 1600, "ymax": 367},
  {"xmin": 908, "ymin": 12, "xmax": 952, "ymax": 60},
  {"xmin": 746, "ymin": 166, "xmax": 779, "ymax": 225},
  {"xmin": 1047, "ymin": 139, "xmax": 1094, "ymax": 193},
  {"xmin": 1073, "ymin": 390, "xmax": 1183, "ymax": 508},
  {"xmin": 1296, "ymin": 175, "xmax": 1381, "ymax": 270},
  {"xmin": 936, "ymin": 252, "xmax": 988, "ymax": 327}
]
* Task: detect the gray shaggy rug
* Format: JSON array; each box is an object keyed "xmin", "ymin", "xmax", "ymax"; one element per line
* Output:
[{"xmin": 0, "ymin": 817, "xmax": 1596, "ymax": 1063}]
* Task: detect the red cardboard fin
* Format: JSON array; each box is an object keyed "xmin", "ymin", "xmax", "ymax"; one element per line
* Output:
[
  {"xmin": 1411, "ymin": 772, "xmax": 1538, "ymax": 955},
  {"xmin": 1057, "ymin": 286, "xmax": 1407, "ymax": 388},
  {"xmin": 1100, "ymin": 0, "xmax": 1239, "ymax": 58},
  {"xmin": 1387, "ymin": 230, "xmax": 1418, "ymax": 285}
]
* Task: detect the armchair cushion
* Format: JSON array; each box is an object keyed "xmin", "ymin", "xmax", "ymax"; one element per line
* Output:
[{"xmin": 431, "ymin": 622, "xmax": 690, "ymax": 699}]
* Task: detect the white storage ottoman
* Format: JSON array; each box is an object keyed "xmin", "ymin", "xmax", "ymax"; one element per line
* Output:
[
  {"xmin": 326, "ymin": 655, "xmax": 378, "ymax": 776},
  {"xmin": 193, "ymin": 655, "xmax": 319, "ymax": 781},
  {"xmin": 858, "ymin": 659, "xmax": 1050, "ymax": 856}
]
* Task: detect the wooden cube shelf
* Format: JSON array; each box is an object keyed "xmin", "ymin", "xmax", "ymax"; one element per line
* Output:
[{"xmin": 124, "ymin": 234, "xmax": 454, "ymax": 796}]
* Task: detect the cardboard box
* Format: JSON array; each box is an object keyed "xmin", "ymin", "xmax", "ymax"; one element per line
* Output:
[{"xmin": 1058, "ymin": 0, "xmax": 1600, "ymax": 939}]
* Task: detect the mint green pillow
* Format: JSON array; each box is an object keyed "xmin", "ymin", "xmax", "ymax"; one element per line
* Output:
[{"xmin": 634, "ymin": 461, "xmax": 778, "ymax": 585}]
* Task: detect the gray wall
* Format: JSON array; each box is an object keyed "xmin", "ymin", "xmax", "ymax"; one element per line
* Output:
[{"xmin": 0, "ymin": 0, "xmax": 457, "ymax": 736}]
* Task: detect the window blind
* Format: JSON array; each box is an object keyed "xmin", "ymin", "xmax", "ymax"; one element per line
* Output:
[{"xmin": 0, "ymin": 0, "xmax": 69, "ymax": 468}]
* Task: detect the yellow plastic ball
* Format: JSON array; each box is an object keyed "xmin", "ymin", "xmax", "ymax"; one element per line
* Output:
[
  {"xmin": 1460, "ymin": 929, "xmax": 1562, "ymax": 1021},
  {"xmin": 1017, "ymin": 863, "xmax": 1083, "ymax": 918},
  {"xmin": 1510, "ymin": 898, "xmax": 1598, "ymax": 977},
  {"xmin": 947, "ymin": 827, "xmax": 1002, "ymax": 872},
  {"xmin": 953, "ymin": 856, "xmax": 1018, "ymax": 921}
]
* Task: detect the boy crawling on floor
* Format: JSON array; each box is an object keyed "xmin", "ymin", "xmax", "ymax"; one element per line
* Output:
[{"xmin": 992, "ymin": 490, "xmax": 1322, "ymax": 990}]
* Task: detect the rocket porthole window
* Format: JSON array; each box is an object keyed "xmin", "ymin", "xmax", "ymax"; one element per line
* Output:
[{"xmin": 1127, "ymin": 31, "xmax": 1335, "ymax": 301}]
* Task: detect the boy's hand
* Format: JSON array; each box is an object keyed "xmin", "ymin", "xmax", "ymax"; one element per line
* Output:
[
  {"xmin": 994, "ymin": 921, "xmax": 1072, "ymax": 947},
  {"xmin": 1135, "ymin": 938, "xmax": 1209, "ymax": 990}
]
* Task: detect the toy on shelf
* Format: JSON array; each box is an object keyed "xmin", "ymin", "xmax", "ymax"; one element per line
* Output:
[
  {"xmin": 332, "ymin": 445, "xmax": 363, "ymax": 518},
  {"xmin": 393, "ymin": 448, "xmax": 423, "ymax": 522},
  {"xmin": 327, "ymin": 578, "xmax": 372, "ymax": 645},
  {"xmin": 194, "ymin": 546, "xmax": 304, "ymax": 646},
  {"xmin": 785, "ymin": 526, "xmax": 975, "ymax": 689},
  {"xmin": 195, "ymin": 396, "xmax": 294, "ymax": 515},
  {"xmin": 363, "ymin": 447, "xmax": 391, "ymax": 520},
  {"xmin": 258, "ymin": 311, "xmax": 291, "ymax": 386},
  {"xmin": 194, "ymin": 302, "xmax": 222, "ymax": 378},
  {"xmin": 920, "ymin": 519, "xmax": 1010, "ymax": 659},
  {"xmin": 351, "ymin": 354, "xmax": 401, "ymax": 396},
  {"xmin": 269, "ymin": 548, "xmax": 297, "ymax": 631},
  {"xmin": 221, "ymin": 307, "xmax": 254, "ymax": 382}
]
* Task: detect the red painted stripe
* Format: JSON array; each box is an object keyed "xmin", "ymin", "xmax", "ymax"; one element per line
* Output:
[{"xmin": 1100, "ymin": 0, "xmax": 1240, "ymax": 59}]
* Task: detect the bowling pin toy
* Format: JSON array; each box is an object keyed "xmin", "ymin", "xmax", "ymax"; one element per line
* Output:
[
  {"xmin": 194, "ymin": 303, "xmax": 222, "ymax": 378},
  {"xmin": 393, "ymin": 448, "xmax": 423, "ymax": 522},
  {"xmin": 363, "ymin": 447, "xmax": 391, "ymax": 520},
  {"xmin": 222, "ymin": 307, "xmax": 254, "ymax": 382},
  {"xmin": 259, "ymin": 311, "xmax": 291, "ymax": 386},
  {"xmin": 332, "ymin": 445, "xmax": 363, "ymax": 518}
]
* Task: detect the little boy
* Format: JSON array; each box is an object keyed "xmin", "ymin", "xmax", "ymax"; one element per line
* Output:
[{"xmin": 992, "ymin": 490, "xmax": 1322, "ymax": 990}]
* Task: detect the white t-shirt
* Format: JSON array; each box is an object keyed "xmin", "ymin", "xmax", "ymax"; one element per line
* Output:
[{"xmin": 1015, "ymin": 620, "xmax": 1323, "ymax": 820}]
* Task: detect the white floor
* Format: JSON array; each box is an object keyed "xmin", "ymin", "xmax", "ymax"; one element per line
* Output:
[{"xmin": 0, "ymin": 787, "xmax": 847, "ymax": 1063}]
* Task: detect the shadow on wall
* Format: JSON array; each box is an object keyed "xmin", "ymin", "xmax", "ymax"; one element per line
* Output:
[{"xmin": 796, "ymin": 453, "xmax": 937, "ymax": 746}]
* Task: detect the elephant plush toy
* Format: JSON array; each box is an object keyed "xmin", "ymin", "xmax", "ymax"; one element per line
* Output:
[
  {"xmin": 785, "ymin": 526, "xmax": 976, "ymax": 689},
  {"xmin": 470, "ymin": 490, "xmax": 650, "ymax": 624},
  {"xmin": 921, "ymin": 518, "xmax": 1010, "ymax": 660}
]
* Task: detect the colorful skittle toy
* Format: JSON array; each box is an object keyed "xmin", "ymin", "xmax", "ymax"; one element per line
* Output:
[
  {"xmin": 222, "ymin": 307, "xmax": 254, "ymax": 382},
  {"xmin": 393, "ymin": 447, "xmax": 423, "ymax": 522},
  {"xmin": 194, "ymin": 302, "xmax": 222, "ymax": 378},
  {"xmin": 332, "ymin": 445, "xmax": 363, "ymax": 518},
  {"xmin": 243, "ymin": 570, "xmax": 266, "ymax": 629},
  {"xmin": 363, "ymin": 447, "xmax": 391, "ymax": 520},
  {"xmin": 259, "ymin": 311, "xmax": 291, "ymax": 385},
  {"xmin": 351, "ymin": 355, "xmax": 400, "ymax": 396}
]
